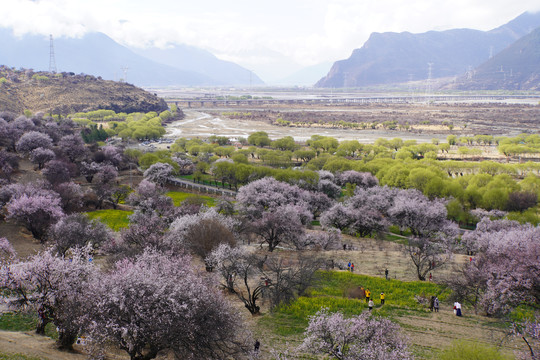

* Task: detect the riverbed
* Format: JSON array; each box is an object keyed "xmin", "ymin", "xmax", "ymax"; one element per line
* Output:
[{"xmin": 164, "ymin": 110, "xmax": 448, "ymax": 143}]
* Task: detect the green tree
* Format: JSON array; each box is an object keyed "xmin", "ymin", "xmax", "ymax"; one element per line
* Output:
[
  {"xmin": 309, "ymin": 136, "xmax": 338, "ymax": 153},
  {"xmin": 247, "ymin": 131, "xmax": 271, "ymax": 147},
  {"xmin": 389, "ymin": 138, "xmax": 404, "ymax": 151},
  {"xmin": 482, "ymin": 188, "xmax": 509, "ymax": 210},
  {"xmin": 447, "ymin": 135, "xmax": 457, "ymax": 146},
  {"xmin": 322, "ymin": 158, "xmax": 353, "ymax": 173},
  {"xmin": 231, "ymin": 153, "xmax": 248, "ymax": 164},
  {"xmin": 212, "ymin": 161, "xmax": 236, "ymax": 188},
  {"xmin": 293, "ymin": 149, "xmax": 316, "ymax": 162},
  {"xmin": 407, "ymin": 168, "xmax": 440, "ymax": 193},
  {"xmin": 439, "ymin": 143, "xmax": 450, "ymax": 153},
  {"xmin": 446, "ymin": 199, "xmax": 467, "ymax": 224},
  {"xmin": 336, "ymin": 140, "xmax": 361, "ymax": 157},
  {"xmin": 395, "ymin": 148, "xmax": 415, "ymax": 160},
  {"xmin": 272, "ymin": 136, "xmax": 298, "ymax": 151},
  {"xmin": 379, "ymin": 163, "xmax": 410, "ymax": 188},
  {"xmin": 424, "ymin": 177, "xmax": 446, "ymax": 199}
]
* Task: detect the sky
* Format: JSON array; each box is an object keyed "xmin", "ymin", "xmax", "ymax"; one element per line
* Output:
[{"xmin": 2, "ymin": 0, "xmax": 540, "ymax": 81}]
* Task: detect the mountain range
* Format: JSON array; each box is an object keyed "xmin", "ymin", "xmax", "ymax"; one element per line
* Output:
[
  {"xmin": 0, "ymin": 29, "xmax": 264, "ymax": 87},
  {"xmin": 316, "ymin": 12, "xmax": 540, "ymax": 89},
  {"xmin": 2, "ymin": 11, "xmax": 540, "ymax": 90},
  {"xmin": 451, "ymin": 26, "xmax": 540, "ymax": 90}
]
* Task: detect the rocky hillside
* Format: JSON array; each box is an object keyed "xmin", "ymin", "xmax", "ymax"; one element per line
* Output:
[
  {"xmin": 0, "ymin": 67, "xmax": 168, "ymax": 114},
  {"xmin": 451, "ymin": 26, "xmax": 540, "ymax": 90},
  {"xmin": 316, "ymin": 11, "xmax": 540, "ymax": 88}
]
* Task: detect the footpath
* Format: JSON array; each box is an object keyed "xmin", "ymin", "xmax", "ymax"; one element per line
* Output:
[{"xmin": 167, "ymin": 177, "xmax": 237, "ymax": 197}]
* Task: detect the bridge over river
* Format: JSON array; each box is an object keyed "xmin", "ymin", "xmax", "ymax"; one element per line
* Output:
[{"xmin": 166, "ymin": 94, "xmax": 540, "ymax": 108}]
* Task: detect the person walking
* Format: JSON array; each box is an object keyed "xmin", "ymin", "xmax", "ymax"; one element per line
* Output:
[
  {"xmin": 351, "ymin": 263, "xmax": 355, "ymax": 272},
  {"xmin": 347, "ymin": 261, "xmax": 351, "ymax": 271},
  {"xmin": 368, "ymin": 299, "xmax": 374, "ymax": 311},
  {"xmin": 455, "ymin": 302, "xmax": 462, "ymax": 316},
  {"xmin": 385, "ymin": 268, "xmax": 389, "ymax": 280},
  {"xmin": 380, "ymin": 292, "xmax": 385, "ymax": 305},
  {"xmin": 434, "ymin": 297, "xmax": 439, "ymax": 312},
  {"xmin": 334, "ymin": 345, "xmax": 343, "ymax": 357},
  {"xmin": 365, "ymin": 288, "xmax": 371, "ymax": 303},
  {"xmin": 429, "ymin": 296, "xmax": 435, "ymax": 311}
]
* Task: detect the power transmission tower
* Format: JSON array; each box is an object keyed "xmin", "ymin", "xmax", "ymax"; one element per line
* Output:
[
  {"xmin": 408, "ymin": 73, "xmax": 413, "ymax": 101},
  {"xmin": 466, "ymin": 66, "xmax": 473, "ymax": 80},
  {"xmin": 425, "ymin": 63, "xmax": 433, "ymax": 102},
  {"xmin": 121, "ymin": 67, "xmax": 129, "ymax": 83},
  {"xmin": 49, "ymin": 34, "xmax": 57, "ymax": 74}
]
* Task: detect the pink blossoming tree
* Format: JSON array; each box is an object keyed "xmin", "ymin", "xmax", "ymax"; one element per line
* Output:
[
  {"xmin": 299, "ymin": 308, "xmax": 412, "ymax": 360},
  {"xmin": 86, "ymin": 250, "xmax": 250, "ymax": 360},
  {"xmin": 0, "ymin": 248, "xmax": 96, "ymax": 350},
  {"xmin": 6, "ymin": 193, "xmax": 64, "ymax": 241}
]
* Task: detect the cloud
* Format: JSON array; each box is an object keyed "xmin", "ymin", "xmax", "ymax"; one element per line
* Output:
[{"xmin": 2, "ymin": 0, "xmax": 540, "ymax": 76}]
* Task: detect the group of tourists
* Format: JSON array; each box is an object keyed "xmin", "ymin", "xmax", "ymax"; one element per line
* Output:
[
  {"xmin": 359, "ymin": 288, "xmax": 386, "ymax": 311},
  {"xmin": 429, "ymin": 296, "xmax": 464, "ymax": 316}
]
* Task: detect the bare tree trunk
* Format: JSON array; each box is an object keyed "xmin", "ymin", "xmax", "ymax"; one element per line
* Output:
[
  {"xmin": 57, "ymin": 329, "xmax": 78, "ymax": 350},
  {"xmin": 36, "ymin": 318, "xmax": 48, "ymax": 335}
]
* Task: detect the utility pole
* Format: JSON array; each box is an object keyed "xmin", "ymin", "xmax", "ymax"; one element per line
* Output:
[{"xmin": 49, "ymin": 34, "xmax": 57, "ymax": 74}]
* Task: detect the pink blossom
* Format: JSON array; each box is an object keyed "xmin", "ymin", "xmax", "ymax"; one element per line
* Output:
[{"xmin": 300, "ymin": 308, "xmax": 412, "ymax": 360}]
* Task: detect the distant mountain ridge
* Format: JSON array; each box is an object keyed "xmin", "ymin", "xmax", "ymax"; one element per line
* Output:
[
  {"xmin": 0, "ymin": 29, "xmax": 263, "ymax": 87},
  {"xmin": 316, "ymin": 12, "xmax": 540, "ymax": 88},
  {"xmin": 452, "ymin": 26, "xmax": 540, "ymax": 90},
  {"xmin": 132, "ymin": 45, "xmax": 263, "ymax": 86}
]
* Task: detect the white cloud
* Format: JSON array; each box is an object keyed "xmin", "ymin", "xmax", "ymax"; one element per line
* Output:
[{"xmin": 2, "ymin": 0, "xmax": 540, "ymax": 80}]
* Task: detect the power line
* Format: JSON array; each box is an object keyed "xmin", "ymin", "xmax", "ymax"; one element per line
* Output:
[{"xmin": 49, "ymin": 34, "xmax": 57, "ymax": 74}]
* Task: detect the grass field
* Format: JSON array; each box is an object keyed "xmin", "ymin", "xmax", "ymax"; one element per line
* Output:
[
  {"xmin": 255, "ymin": 270, "xmax": 521, "ymax": 360},
  {"xmin": 84, "ymin": 192, "xmax": 215, "ymax": 231},
  {"xmin": 0, "ymin": 312, "xmax": 57, "ymax": 340},
  {"xmin": 260, "ymin": 271, "xmax": 450, "ymax": 337},
  {"xmin": 165, "ymin": 191, "xmax": 216, "ymax": 207},
  {"xmin": 85, "ymin": 209, "xmax": 133, "ymax": 231},
  {"xmin": 0, "ymin": 313, "xmax": 36, "ymax": 332},
  {"xmin": 0, "ymin": 353, "xmax": 41, "ymax": 360}
]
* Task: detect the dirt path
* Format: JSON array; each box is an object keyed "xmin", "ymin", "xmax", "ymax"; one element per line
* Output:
[
  {"xmin": 396, "ymin": 308, "xmax": 522, "ymax": 358},
  {"xmin": 0, "ymin": 331, "xmax": 132, "ymax": 360},
  {"xmin": 0, "ymin": 331, "xmax": 87, "ymax": 359}
]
